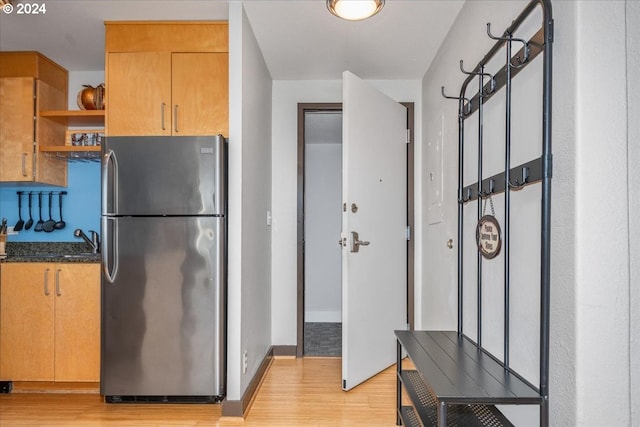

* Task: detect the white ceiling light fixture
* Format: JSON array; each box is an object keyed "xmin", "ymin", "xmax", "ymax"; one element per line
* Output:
[{"xmin": 327, "ymin": 0, "xmax": 385, "ymax": 21}]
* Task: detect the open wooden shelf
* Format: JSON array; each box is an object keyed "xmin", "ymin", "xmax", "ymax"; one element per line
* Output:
[
  {"xmin": 39, "ymin": 110, "xmax": 105, "ymax": 127},
  {"xmin": 39, "ymin": 146, "xmax": 101, "ymax": 153}
]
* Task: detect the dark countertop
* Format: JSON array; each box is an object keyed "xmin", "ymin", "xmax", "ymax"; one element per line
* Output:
[{"xmin": 1, "ymin": 242, "xmax": 101, "ymax": 263}]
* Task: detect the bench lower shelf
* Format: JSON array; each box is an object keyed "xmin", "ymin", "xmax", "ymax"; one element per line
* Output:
[
  {"xmin": 399, "ymin": 370, "xmax": 514, "ymax": 427},
  {"xmin": 398, "ymin": 405, "xmax": 422, "ymax": 427}
]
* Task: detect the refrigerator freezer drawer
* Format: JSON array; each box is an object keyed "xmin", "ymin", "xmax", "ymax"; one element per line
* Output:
[{"xmin": 101, "ymin": 216, "xmax": 225, "ymax": 397}]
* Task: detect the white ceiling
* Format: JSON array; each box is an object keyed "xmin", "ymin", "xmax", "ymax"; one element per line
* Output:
[
  {"xmin": 242, "ymin": 0, "xmax": 464, "ymax": 79},
  {"xmin": 0, "ymin": 0, "xmax": 464, "ymax": 80}
]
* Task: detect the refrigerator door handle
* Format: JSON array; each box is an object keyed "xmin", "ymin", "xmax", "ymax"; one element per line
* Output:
[
  {"xmin": 102, "ymin": 216, "xmax": 119, "ymax": 283},
  {"xmin": 102, "ymin": 149, "xmax": 118, "ymax": 214}
]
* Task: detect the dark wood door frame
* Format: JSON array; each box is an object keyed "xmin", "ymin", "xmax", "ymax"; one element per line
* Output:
[{"xmin": 297, "ymin": 102, "xmax": 415, "ymax": 357}]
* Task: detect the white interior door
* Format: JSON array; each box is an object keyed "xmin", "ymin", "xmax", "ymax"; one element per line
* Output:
[{"xmin": 342, "ymin": 71, "xmax": 407, "ymax": 390}]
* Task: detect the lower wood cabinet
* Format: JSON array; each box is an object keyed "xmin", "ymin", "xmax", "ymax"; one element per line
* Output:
[{"xmin": 0, "ymin": 263, "xmax": 100, "ymax": 382}]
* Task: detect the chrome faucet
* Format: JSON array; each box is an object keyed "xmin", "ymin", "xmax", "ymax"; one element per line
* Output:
[{"xmin": 74, "ymin": 229, "xmax": 100, "ymax": 253}]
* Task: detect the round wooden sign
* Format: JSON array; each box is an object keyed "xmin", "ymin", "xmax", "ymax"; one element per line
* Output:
[{"xmin": 476, "ymin": 215, "xmax": 502, "ymax": 259}]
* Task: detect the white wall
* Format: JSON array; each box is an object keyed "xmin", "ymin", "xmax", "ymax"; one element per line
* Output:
[
  {"xmin": 628, "ymin": 3, "xmax": 640, "ymax": 424},
  {"xmin": 271, "ymin": 79, "xmax": 422, "ymax": 345},
  {"xmin": 421, "ymin": 1, "xmax": 634, "ymax": 426},
  {"xmin": 304, "ymin": 142, "xmax": 342, "ymax": 323},
  {"xmin": 575, "ymin": 2, "xmax": 630, "ymax": 426},
  {"xmin": 67, "ymin": 71, "xmax": 104, "ymax": 112},
  {"xmin": 227, "ymin": 2, "xmax": 272, "ymax": 401}
]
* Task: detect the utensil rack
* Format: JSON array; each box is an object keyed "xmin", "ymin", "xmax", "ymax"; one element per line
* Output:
[
  {"xmin": 396, "ymin": 0, "xmax": 553, "ymax": 426},
  {"xmin": 42, "ymin": 149, "xmax": 101, "ymax": 163},
  {"xmin": 11, "ymin": 191, "xmax": 69, "ymax": 234}
]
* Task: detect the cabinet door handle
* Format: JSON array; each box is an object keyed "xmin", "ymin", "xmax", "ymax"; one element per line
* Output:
[
  {"xmin": 22, "ymin": 153, "xmax": 28, "ymax": 177},
  {"xmin": 161, "ymin": 103, "xmax": 166, "ymax": 131},
  {"xmin": 44, "ymin": 268, "xmax": 50, "ymax": 296},
  {"xmin": 174, "ymin": 104, "xmax": 179, "ymax": 133},
  {"xmin": 55, "ymin": 268, "xmax": 62, "ymax": 296}
]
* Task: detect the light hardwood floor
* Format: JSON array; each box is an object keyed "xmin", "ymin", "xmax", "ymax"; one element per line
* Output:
[{"xmin": 0, "ymin": 357, "xmax": 400, "ymax": 427}]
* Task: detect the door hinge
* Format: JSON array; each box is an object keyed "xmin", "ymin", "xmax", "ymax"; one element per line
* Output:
[
  {"xmin": 406, "ymin": 226, "xmax": 411, "ymax": 241},
  {"xmin": 406, "ymin": 129, "xmax": 411, "ymax": 144}
]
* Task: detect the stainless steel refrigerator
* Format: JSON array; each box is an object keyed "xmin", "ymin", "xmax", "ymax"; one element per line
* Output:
[{"xmin": 100, "ymin": 135, "xmax": 226, "ymax": 403}]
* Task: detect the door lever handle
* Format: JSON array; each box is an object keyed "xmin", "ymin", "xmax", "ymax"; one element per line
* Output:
[{"xmin": 350, "ymin": 231, "xmax": 370, "ymax": 253}]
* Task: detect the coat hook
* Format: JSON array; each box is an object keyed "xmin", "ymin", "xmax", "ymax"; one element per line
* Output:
[
  {"xmin": 487, "ymin": 22, "xmax": 530, "ymax": 68},
  {"xmin": 508, "ymin": 35, "xmax": 530, "ymax": 68},
  {"xmin": 486, "ymin": 22, "xmax": 509, "ymax": 42},
  {"xmin": 508, "ymin": 166, "xmax": 530, "ymax": 189},
  {"xmin": 441, "ymin": 86, "xmax": 459, "ymax": 100},
  {"xmin": 458, "ymin": 187, "xmax": 473, "ymax": 203},
  {"xmin": 460, "ymin": 60, "xmax": 496, "ymax": 95},
  {"xmin": 508, "ymin": 180, "xmax": 525, "ymax": 190},
  {"xmin": 441, "ymin": 86, "xmax": 472, "ymax": 115},
  {"xmin": 478, "ymin": 180, "xmax": 495, "ymax": 199}
]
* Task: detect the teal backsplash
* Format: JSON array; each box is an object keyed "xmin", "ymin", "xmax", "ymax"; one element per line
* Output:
[{"xmin": 0, "ymin": 161, "xmax": 100, "ymax": 242}]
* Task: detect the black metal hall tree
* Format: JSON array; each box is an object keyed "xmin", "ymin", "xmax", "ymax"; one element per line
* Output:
[{"xmin": 395, "ymin": 0, "xmax": 554, "ymax": 426}]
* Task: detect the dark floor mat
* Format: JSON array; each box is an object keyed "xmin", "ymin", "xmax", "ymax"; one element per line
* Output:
[{"xmin": 304, "ymin": 322, "xmax": 341, "ymax": 357}]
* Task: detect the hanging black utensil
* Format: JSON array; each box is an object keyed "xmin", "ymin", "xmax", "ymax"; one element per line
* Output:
[
  {"xmin": 24, "ymin": 192, "xmax": 34, "ymax": 230},
  {"xmin": 54, "ymin": 192, "xmax": 66, "ymax": 230},
  {"xmin": 34, "ymin": 192, "xmax": 45, "ymax": 232},
  {"xmin": 14, "ymin": 192, "xmax": 25, "ymax": 231},
  {"xmin": 43, "ymin": 192, "xmax": 56, "ymax": 232}
]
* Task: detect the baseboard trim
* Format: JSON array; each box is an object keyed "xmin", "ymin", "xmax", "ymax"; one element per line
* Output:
[
  {"xmin": 221, "ymin": 399, "xmax": 243, "ymax": 417},
  {"xmin": 272, "ymin": 345, "xmax": 297, "ymax": 357},
  {"xmin": 9, "ymin": 381, "xmax": 100, "ymax": 394},
  {"xmin": 221, "ymin": 347, "xmax": 274, "ymax": 417}
]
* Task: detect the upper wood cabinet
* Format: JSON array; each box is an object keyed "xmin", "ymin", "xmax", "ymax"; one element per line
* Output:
[
  {"xmin": 0, "ymin": 77, "xmax": 35, "ymax": 181},
  {"xmin": 0, "ymin": 52, "xmax": 67, "ymax": 185},
  {"xmin": 105, "ymin": 22, "xmax": 229, "ymax": 137},
  {"xmin": 172, "ymin": 52, "xmax": 228, "ymax": 136},
  {"xmin": 106, "ymin": 51, "xmax": 172, "ymax": 136}
]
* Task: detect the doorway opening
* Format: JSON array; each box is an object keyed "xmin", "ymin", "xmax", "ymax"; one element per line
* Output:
[
  {"xmin": 296, "ymin": 102, "xmax": 415, "ymax": 358},
  {"xmin": 303, "ymin": 109, "xmax": 343, "ymax": 356}
]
